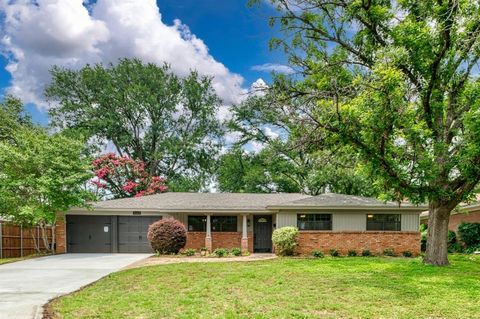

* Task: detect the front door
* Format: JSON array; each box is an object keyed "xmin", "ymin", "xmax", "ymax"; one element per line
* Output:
[{"xmin": 254, "ymin": 215, "xmax": 272, "ymax": 253}]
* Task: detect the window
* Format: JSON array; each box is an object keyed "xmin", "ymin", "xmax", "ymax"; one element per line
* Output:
[
  {"xmin": 187, "ymin": 216, "xmax": 238, "ymax": 232},
  {"xmin": 366, "ymin": 214, "xmax": 401, "ymax": 231},
  {"xmin": 297, "ymin": 214, "xmax": 332, "ymax": 230}
]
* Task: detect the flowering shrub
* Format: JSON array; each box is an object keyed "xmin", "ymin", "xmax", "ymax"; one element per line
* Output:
[
  {"xmin": 147, "ymin": 219, "xmax": 187, "ymax": 254},
  {"xmin": 91, "ymin": 153, "xmax": 167, "ymax": 198}
]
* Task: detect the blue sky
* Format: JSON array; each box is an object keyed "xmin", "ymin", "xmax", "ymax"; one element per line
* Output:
[{"xmin": 0, "ymin": 0, "xmax": 287, "ymax": 126}]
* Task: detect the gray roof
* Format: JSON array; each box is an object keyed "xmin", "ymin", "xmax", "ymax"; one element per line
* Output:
[
  {"xmin": 268, "ymin": 193, "xmax": 425, "ymax": 210},
  {"xmin": 86, "ymin": 192, "xmax": 311, "ymax": 212}
]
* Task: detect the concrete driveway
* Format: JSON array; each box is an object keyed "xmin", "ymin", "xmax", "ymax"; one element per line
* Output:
[{"xmin": 0, "ymin": 253, "xmax": 151, "ymax": 319}]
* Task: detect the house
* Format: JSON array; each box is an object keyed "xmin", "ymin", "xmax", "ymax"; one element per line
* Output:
[
  {"xmin": 55, "ymin": 193, "xmax": 426, "ymax": 256},
  {"xmin": 420, "ymin": 201, "xmax": 480, "ymax": 232}
]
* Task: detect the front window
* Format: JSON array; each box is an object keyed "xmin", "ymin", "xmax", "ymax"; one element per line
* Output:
[
  {"xmin": 366, "ymin": 214, "xmax": 401, "ymax": 231},
  {"xmin": 297, "ymin": 214, "xmax": 332, "ymax": 230},
  {"xmin": 187, "ymin": 216, "xmax": 237, "ymax": 232}
]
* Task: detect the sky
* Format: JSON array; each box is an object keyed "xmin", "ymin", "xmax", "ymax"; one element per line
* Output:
[{"xmin": 0, "ymin": 0, "xmax": 291, "ymax": 126}]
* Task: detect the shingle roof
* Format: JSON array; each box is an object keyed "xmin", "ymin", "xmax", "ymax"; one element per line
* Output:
[
  {"xmin": 86, "ymin": 192, "xmax": 312, "ymax": 212},
  {"xmin": 270, "ymin": 193, "xmax": 425, "ymax": 209}
]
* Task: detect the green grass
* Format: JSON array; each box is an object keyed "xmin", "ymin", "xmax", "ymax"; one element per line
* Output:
[
  {"xmin": 0, "ymin": 257, "xmax": 23, "ymax": 265},
  {"xmin": 48, "ymin": 255, "xmax": 480, "ymax": 319}
]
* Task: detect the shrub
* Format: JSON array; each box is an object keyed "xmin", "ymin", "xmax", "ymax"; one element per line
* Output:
[
  {"xmin": 458, "ymin": 222, "xmax": 480, "ymax": 248},
  {"xmin": 361, "ymin": 249, "xmax": 372, "ymax": 257},
  {"xmin": 231, "ymin": 247, "xmax": 242, "ymax": 256},
  {"xmin": 329, "ymin": 249, "xmax": 340, "ymax": 257},
  {"xmin": 312, "ymin": 250, "xmax": 324, "ymax": 258},
  {"xmin": 347, "ymin": 250, "xmax": 357, "ymax": 257},
  {"xmin": 383, "ymin": 248, "xmax": 396, "ymax": 257},
  {"xmin": 213, "ymin": 248, "xmax": 229, "ymax": 257},
  {"xmin": 420, "ymin": 224, "xmax": 428, "ymax": 252},
  {"xmin": 402, "ymin": 251, "xmax": 413, "ymax": 257},
  {"xmin": 148, "ymin": 219, "xmax": 187, "ymax": 254},
  {"xmin": 272, "ymin": 227, "xmax": 299, "ymax": 256},
  {"xmin": 184, "ymin": 248, "xmax": 196, "ymax": 256}
]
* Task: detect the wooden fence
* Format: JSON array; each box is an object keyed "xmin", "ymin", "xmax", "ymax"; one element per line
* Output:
[{"xmin": 0, "ymin": 222, "xmax": 53, "ymax": 258}]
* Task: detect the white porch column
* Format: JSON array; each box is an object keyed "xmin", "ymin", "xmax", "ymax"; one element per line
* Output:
[
  {"xmin": 241, "ymin": 214, "xmax": 249, "ymax": 253},
  {"xmin": 205, "ymin": 214, "xmax": 212, "ymax": 252}
]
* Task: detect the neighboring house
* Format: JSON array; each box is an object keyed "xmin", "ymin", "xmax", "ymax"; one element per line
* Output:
[
  {"xmin": 420, "ymin": 201, "xmax": 480, "ymax": 232},
  {"xmin": 55, "ymin": 193, "xmax": 426, "ymax": 256}
]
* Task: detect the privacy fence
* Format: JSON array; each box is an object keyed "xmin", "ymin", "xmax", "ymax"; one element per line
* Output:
[{"xmin": 0, "ymin": 222, "xmax": 53, "ymax": 258}]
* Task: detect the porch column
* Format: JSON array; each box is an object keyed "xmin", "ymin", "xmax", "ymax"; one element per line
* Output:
[
  {"xmin": 241, "ymin": 214, "xmax": 249, "ymax": 253},
  {"xmin": 205, "ymin": 214, "xmax": 212, "ymax": 252}
]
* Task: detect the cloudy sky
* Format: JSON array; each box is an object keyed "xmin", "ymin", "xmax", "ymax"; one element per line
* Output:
[{"xmin": 0, "ymin": 0, "xmax": 290, "ymax": 126}]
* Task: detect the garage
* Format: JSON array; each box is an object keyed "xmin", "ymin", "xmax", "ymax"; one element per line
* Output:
[{"xmin": 66, "ymin": 215, "xmax": 161, "ymax": 253}]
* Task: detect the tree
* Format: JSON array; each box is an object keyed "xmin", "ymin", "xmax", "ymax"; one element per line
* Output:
[
  {"xmin": 0, "ymin": 95, "xmax": 32, "ymax": 143},
  {"xmin": 46, "ymin": 58, "xmax": 223, "ymax": 192},
  {"xmin": 92, "ymin": 153, "xmax": 167, "ymax": 199},
  {"xmin": 0, "ymin": 124, "xmax": 93, "ymax": 253},
  {"xmin": 257, "ymin": 0, "xmax": 480, "ymax": 265}
]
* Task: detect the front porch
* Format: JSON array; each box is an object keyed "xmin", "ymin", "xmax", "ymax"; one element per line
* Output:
[{"xmin": 171, "ymin": 213, "xmax": 274, "ymax": 253}]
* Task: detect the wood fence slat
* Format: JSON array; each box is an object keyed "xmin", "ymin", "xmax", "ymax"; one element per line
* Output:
[{"xmin": 0, "ymin": 223, "xmax": 53, "ymax": 259}]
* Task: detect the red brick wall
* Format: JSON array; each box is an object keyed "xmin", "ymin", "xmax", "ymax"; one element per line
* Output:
[
  {"xmin": 448, "ymin": 211, "xmax": 480, "ymax": 231},
  {"xmin": 185, "ymin": 231, "xmax": 254, "ymax": 252},
  {"xmin": 55, "ymin": 216, "xmax": 66, "ymax": 254},
  {"xmin": 296, "ymin": 231, "xmax": 421, "ymax": 256}
]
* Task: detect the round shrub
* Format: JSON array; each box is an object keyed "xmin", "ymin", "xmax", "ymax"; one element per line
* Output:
[
  {"xmin": 329, "ymin": 249, "xmax": 340, "ymax": 257},
  {"xmin": 147, "ymin": 219, "xmax": 187, "ymax": 254},
  {"xmin": 361, "ymin": 249, "xmax": 373, "ymax": 257},
  {"xmin": 272, "ymin": 226, "xmax": 299, "ymax": 256},
  {"xmin": 347, "ymin": 250, "xmax": 357, "ymax": 257},
  {"xmin": 213, "ymin": 248, "xmax": 229, "ymax": 257},
  {"xmin": 312, "ymin": 250, "xmax": 324, "ymax": 258},
  {"xmin": 231, "ymin": 247, "xmax": 242, "ymax": 256},
  {"xmin": 458, "ymin": 222, "xmax": 480, "ymax": 248}
]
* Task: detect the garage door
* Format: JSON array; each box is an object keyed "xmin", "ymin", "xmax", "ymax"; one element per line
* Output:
[
  {"xmin": 118, "ymin": 216, "xmax": 161, "ymax": 253},
  {"xmin": 67, "ymin": 215, "xmax": 112, "ymax": 253}
]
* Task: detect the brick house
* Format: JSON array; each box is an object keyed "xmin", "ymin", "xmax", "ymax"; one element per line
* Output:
[
  {"xmin": 420, "ymin": 201, "xmax": 480, "ymax": 232},
  {"xmin": 56, "ymin": 193, "xmax": 425, "ymax": 256}
]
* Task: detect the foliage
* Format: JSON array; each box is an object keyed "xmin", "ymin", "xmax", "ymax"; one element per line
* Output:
[
  {"xmin": 402, "ymin": 251, "xmax": 413, "ymax": 258},
  {"xmin": 347, "ymin": 250, "xmax": 357, "ymax": 257},
  {"xmin": 231, "ymin": 247, "xmax": 242, "ymax": 256},
  {"xmin": 271, "ymin": 226, "xmax": 299, "ymax": 256},
  {"xmin": 361, "ymin": 250, "xmax": 373, "ymax": 257},
  {"xmin": 329, "ymin": 249, "xmax": 340, "ymax": 257},
  {"xmin": 184, "ymin": 249, "xmax": 196, "ymax": 257},
  {"xmin": 91, "ymin": 153, "xmax": 167, "ymax": 199},
  {"xmin": 458, "ymin": 223, "xmax": 480, "ymax": 248},
  {"xmin": 383, "ymin": 249, "xmax": 396, "ymax": 257},
  {"xmin": 0, "ymin": 95, "xmax": 32, "ymax": 143},
  {"xmin": 46, "ymin": 58, "xmax": 223, "ymax": 191},
  {"xmin": 147, "ymin": 219, "xmax": 187, "ymax": 254},
  {"xmin": 312, "ymin": 250, "xmax": 324, "ymax": 258},
  {"xmin": 257, "ymin": 0, "xmax": 480, "ymax": 265},
  {"xmin": 420, "ymin": 224, "xmax": 428, "ymax": 252},
  {"xmin": 213, "ymin": 248, "xmax": 229, "ymax": 257}
]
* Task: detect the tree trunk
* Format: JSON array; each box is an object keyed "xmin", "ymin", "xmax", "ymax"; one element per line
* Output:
[{"xmin": 423, "ymin": 201, "xmax": 452, "ymax": 266}]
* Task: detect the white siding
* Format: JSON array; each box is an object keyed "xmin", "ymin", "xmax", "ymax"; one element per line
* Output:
[
  {"xmin": 332, "ymin": 213, "xmax": 366, "ymax": 231},
  {"xmin": 276, "ymin": 213, "xmax": 297, "ymax": 228},
  {"xmin": 401, "ymin": 213, "xmax": 419, "ymax": 231}
]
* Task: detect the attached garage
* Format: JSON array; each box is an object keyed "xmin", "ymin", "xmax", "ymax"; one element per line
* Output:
[{"xmin": 66, "ymin": 215, "xmax": 161, "ymax": 253}]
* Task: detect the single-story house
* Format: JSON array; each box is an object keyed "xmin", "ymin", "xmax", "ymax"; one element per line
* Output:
[
  {"xmin": 55, "ymin": 192, "xmax": 426, "ymax": 256},
  {"xmin": 420, "ymin": 201, "xmax": 480, "ymax": 232}
]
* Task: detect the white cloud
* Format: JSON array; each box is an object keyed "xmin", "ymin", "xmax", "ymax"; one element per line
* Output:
[
  {"xmin": 0, "ymin": 0, "xmax": 246, "ymax": 109},
  {"xmin": 251, "ymin": 63, "xmax": 295, "ymax": 74}
]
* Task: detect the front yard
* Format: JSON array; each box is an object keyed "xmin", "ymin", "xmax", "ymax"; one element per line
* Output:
[{"xmin": 46, "ymin": 255, "xmax": 480, "ymax": 319}]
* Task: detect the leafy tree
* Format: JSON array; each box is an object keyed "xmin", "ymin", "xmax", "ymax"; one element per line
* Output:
[
  {"xmin": 92, "ymin": 153, "xmax": 167, "ymax": 199},
  {"xmin": 0, "ymin": 95, "xmax": 31, "ymax": 143},
  {"xmin": 257, "ymin": 0, "xmax": 480, "ymax": 265},
  {"xmin": 46, "ymin": 58, "xmax": 223, "ymax": 192},
  {"xmin": 0, "ymin": 122, "xmax": 93, "ymax": 253}
]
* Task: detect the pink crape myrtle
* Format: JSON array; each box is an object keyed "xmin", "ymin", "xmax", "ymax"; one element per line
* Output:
[{"xmin": 92, "ymin": 153, "xmax": 167, "ymax": 198}]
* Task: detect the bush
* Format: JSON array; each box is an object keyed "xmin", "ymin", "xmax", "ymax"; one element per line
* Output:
[
  {"xmin": 361, "ymin": 249, "xmax": 373, "ymax": 257},
  {"xmin": 312, "ymin": 250, "xmax": 324, "ymax": 258},
  {"xmin": 347, "ymin": 250, "xmax": 357, "ymax": 257},
  {"xmin": 213, "ymin": 248, "xmax": 229, "ymax": 257},
  {"xmin": 272, "ymin": 227, "xmax": 299, "ymax": 256},
  {"xmin": 184, "ymin": 248, "xmax": 196, "ymax": 256},
  {"xmin": 231, "ymin": 247, "xmax": 242, "ymax": 256},
  {"xmin": 420, "ymin": 224, "xmax": 428, "ymax": 252},
  {"xmin": 402, "ymin": 251, "xmax": 413, "ymax": 257},
  {"xmin": 148, "ymin": 219, "xmax": 187, "ymax": 254},
  {"xmin": 383, "ymin": 248, "xmax": 396, "ymax": 257},
  {"xmin": 329, "ymin": 249, "xmax": 340, "ymax": 257},
  {"xmin": 458, "ymin": 222, "xmax": 480, "ymax": 248}
]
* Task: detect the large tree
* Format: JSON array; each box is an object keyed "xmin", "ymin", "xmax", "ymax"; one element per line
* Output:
[
  {"xmin": 258, "ymin": 0, "xmax": 480, "ymax": 265},
  {"xmin": 46, "ymin": 58, "xmax": 223, "ymax": 192}
]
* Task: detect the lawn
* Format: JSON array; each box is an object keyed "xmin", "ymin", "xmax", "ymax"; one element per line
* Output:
[
  {"xmin": 0, "ymin": 257, "xmax": 23, "ymax": 265},
  {"xmin": 47, "ymin": 255, "xmax": 480, "ymax": 319}
]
